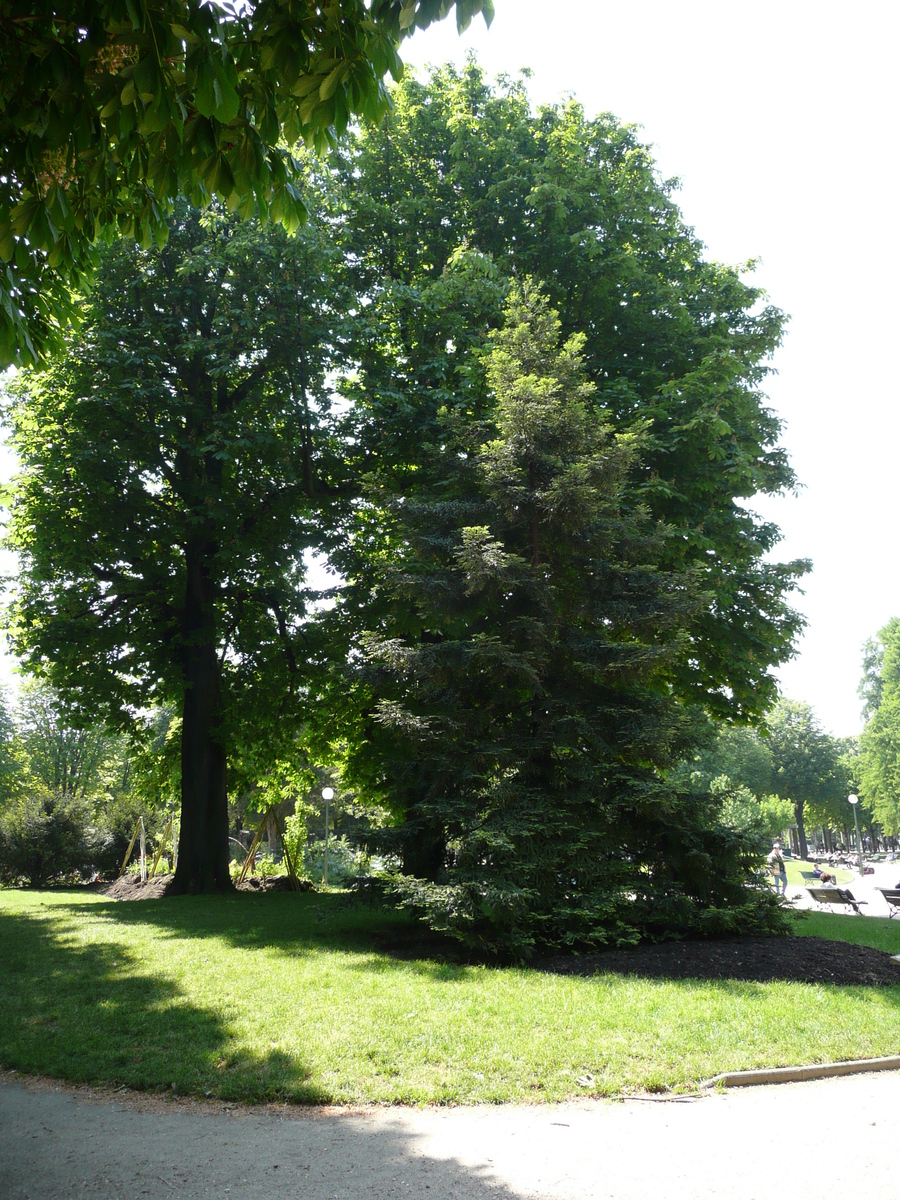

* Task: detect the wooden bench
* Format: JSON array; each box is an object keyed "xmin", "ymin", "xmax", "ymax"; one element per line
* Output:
[
  {"xmin": 806, "ymin": 887, "xmax": 867, "ymax": 914},
  {"xmin": 877, "ymin": 888, "xmax": 900, "ymax": 919}
]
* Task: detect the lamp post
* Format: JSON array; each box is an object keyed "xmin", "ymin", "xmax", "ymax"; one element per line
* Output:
[
  {"xmin": 848, "ymin": 794, "xmax": 864, "ymax": 876},
  {"xmin": 322, "ymin": 787, "xmax": 334, "ymax": 885}
]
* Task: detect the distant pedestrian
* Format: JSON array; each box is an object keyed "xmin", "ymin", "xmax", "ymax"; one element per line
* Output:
[{"xmin": 768, "ymin": 842, "xmax": 788, "ymax": 896}]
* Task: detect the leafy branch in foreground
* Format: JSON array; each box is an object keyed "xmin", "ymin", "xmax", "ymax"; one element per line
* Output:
[{"xmin": 0, "ymin": 0, "xmax": 494, "ymax": 366}]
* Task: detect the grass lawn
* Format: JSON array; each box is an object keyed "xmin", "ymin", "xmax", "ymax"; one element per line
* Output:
[
  {"xmin": 784, "ymin": 859, "xmax": 854, "ymax": 886},
  {"xmin": 1, "ymin": 889, "xmax": 898, "ymax": 1106},
  {"xmin": 793, "ymin": 909, "xmax": 900, "ymax": 954}
]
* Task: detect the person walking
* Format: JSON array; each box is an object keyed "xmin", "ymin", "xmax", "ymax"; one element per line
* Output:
[{"xmin": 767, "ymin": 842, "xmax": 788, "ymax": 897}]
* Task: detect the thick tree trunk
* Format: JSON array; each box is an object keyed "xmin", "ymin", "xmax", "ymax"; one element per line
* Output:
[{"xmin": 171, "ymin": 541, "xmax": 233, "ymax": 894}]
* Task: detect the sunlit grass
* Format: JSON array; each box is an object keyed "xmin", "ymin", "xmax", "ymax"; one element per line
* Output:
[
  {"xmin": 793, "ymin": 909, "xmax": 900, "ymax": 955},
  {"xmin": 785, "ymin": 859, "xmax": 854, "ymax": 886},
  {"xmin": 1, "ymin": 890, "xmax": 898, "ymax": 1105}
]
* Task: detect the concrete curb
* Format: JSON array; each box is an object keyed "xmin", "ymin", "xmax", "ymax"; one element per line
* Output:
[{"xmin": 700, "ymin": 1055, "xmax": 900, "ymax": 1090}]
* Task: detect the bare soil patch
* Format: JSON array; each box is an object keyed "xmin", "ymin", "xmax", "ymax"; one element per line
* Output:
[{"xmin": 103, "ymin": 874, "xmax": 174, "ymax": 900}]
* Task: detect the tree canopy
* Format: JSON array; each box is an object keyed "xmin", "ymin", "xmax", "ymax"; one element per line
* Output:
[
  {"xmin": 858, "ymin": 618, "xmax": 900, "ymax": 833},
  {"xmin": 766, "ymin": 699, "xmax": 848, "ymax": 860},
  {"xmin": 4, "ymin": 63, "xmax": 807, "ymax": 939},
  {"xmin": 332, "ymin": 61, "xmax": 808, "ymax": 727},
  {"xmin": 3, "ymin": 201, "xmax": 347, "ymax": 890},
  {"xmin": 0, "ymin": 0, "xmax": 494, "ymax": 366}
]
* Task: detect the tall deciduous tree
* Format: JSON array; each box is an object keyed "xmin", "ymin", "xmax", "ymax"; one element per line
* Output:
[
  {"xmin": 337, "ymin": 62, "xmax": 808, "ymax": 728},
  {"xmin": 0, "ymin": 686, "xmax": 23, "ymax": 807},
  {"xmin": 858, "ymin": 619, "xmax": 900, "ymax": 834},
  {"xmin": 685, "ymin": 726, "xmax": 776, "ymax": 800},
  {"xmin": 677, "ymin": 726, "xmax": 792, "ymax": 846},
  {"xmin": 766, "ymin": 699, "xmax": 847, "ymax": 860},
  {"xmin": 0, "ymin": 0, "xmax": 493, "ymax": 366},
  {"xmin": 3, "ymin": 203, "xmax": 345, "ymax": 891},
  {"xmin": 17, "ymin": 682, "xmax": 111, "ymax": 801}
]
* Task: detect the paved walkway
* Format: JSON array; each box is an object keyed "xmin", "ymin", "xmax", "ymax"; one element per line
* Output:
[{"xmin": 2, "ymin": 1069, "xmax": 899, "ymax": 1199}]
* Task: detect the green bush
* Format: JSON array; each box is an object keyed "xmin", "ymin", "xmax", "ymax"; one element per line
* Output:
[
  {"xmin": 304, "ymin": 836, "xmax": 372, "ymax": 886},
  {"xmin": 228, "ymin": 849, "xmax": 286, "ymax": 880},
  {"xmin": 0, "ymin": 791, "xmax": 92, "ymax": 885}
]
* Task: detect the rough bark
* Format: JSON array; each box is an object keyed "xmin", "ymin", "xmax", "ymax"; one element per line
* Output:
[{"xmin": 171, "ymin": 539, "xmax": 233, "ymax": 894}]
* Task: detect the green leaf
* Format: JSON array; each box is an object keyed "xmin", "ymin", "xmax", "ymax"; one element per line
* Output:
[
  {"xmin": 0, "ymin": 225, "xmax": 15, "ymax": 263},
  {"xmin": 213, "ymin": 76, "xmax": 240, "ymax": 123},
  {"xmin": 319, "ymin": 64, "xmax": 346, "ymax": 103},
  {"xmin": 194, "ymin": 56, "xmax": 218, "ymax": 119},
  {"xmin": 170, "ymin": 23, "xmax": 198, "ymax": 43}
]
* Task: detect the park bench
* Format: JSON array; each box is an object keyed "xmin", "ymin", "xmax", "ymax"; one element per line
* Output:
[
  {"xmin": 806, "ymin": 887, "xmax": 867, "ymax": 914},
  {"xmin": 877, "ymin": 888, "xmax": 900, "ymax": 919}
]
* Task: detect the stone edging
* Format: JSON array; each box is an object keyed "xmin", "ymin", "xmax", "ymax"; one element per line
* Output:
[{"xmin": 700, "ymin": 1055, "xmax": 900, "ymax": 1089}]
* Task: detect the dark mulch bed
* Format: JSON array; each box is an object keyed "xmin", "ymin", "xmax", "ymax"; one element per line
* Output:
[
  {"xmin": 95, "ymin": 879, "xmax": 900, "ymax": 986},
  {"xmin": 101, "ymin": 873, "xmax": 312, "ymax": 900},
  {"xmin": 370, "ymin": 929, "xmax": 900, "ymax": 986},
  {"xmin": 536, "ymin": 936, "xmax": 900, "ymax": 987},
  {"xmin": 237, "ymin": 875, "xmax": 314, "ymax": 894}
]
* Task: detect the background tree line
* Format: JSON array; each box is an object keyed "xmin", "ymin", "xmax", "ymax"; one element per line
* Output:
[
  {"xmin": 858, "ymin": 617, "xmax": 900, "ymax": 835},
  {"xmin": 683, "ymin": 699, "xmax": 879, "ymax": 860},
  {"xmin": 0, "ymin": 678, "xmax": 353, "ymax": 887},
  {"xmin": 0, "ymin": 681, "xmax": 172, "ymax": 885}
]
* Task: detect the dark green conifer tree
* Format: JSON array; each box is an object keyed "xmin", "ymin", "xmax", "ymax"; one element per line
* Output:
[{"xmin": 341, "ymin": 285, "xmax": 784, "ymax": 955}]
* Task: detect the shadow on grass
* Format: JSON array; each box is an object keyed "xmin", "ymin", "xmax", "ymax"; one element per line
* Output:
[
  {"xmin": 20, "ymin": 887, "xmax": 900, "ymax": 994},
  {"xmin": 0, "ymin": 903, "xmax": 327, "ymax": 1103},
  {"xmin": 62, "ymin": 890, "xmax": 486, "ymax": 974}
]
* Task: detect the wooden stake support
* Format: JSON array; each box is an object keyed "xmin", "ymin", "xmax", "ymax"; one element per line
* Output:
[
  {"xmin": 271, "ymin": 806, "xmax": 302, "ymax": 892},
  {"xmin": 149, "ymin": 817, "xmax": 174, "ymax": 879},
  {"xmin": 237, "ymin": 804, "xmax": 302, "ymax": 891},
  {"xmin": 119, "ymin": 822, "xmax": 141, "ymax": 878},
  {"xmin": 237, "ymin": 810, "xmax": 268, "ymax": 884}
]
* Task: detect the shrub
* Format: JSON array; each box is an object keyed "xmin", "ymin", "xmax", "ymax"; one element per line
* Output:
[
  {"xmin": 304, "ymin": 836, "xmax": 372, "ymax": 887},
  {"xmin": 0, "ymin": 791, "xmax": 91, "ymax": 885}
]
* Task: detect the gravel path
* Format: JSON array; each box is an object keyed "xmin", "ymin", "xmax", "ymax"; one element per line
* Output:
[{"xmin": 3, "ymin": 1069, "xmax": 899, "ymax": 1199}]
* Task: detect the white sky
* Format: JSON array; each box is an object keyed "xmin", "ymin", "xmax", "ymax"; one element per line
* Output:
[
  {"xmin": 2, "ymin": 2, "xmax": 896, "ymax": 737},
  {"xmin": 402, "ymin": 0, "xmax": 900, "ymax": 737}
]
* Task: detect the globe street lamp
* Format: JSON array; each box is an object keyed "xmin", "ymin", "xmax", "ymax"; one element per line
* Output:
[
  {"xmin": 322, "ymin": 787, "xmax": 335, "ymax": 885},
  {"xmin": 848, "ymin": 794, "xmax": 864, "ymax": 877}
]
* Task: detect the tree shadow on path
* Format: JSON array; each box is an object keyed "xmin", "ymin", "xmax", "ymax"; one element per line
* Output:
[{"xmin": 0, "ymin": 1075, "xmax": 534, "ymax": 1200}]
